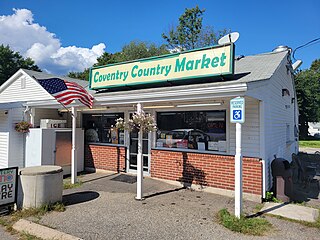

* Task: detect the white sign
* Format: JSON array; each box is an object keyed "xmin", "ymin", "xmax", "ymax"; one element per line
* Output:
[
  {"xmin": 230, "ymin": 97, "xmax": 245, "ymax": 123},
  {"xmin": 0, "ymin": 167, "xmax": 18, "ymax": 206}
]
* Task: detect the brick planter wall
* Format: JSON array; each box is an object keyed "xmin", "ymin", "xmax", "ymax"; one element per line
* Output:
[
  {"xmin": 85, "ymin": 144, "xmax": 126, "ymax": 172},
  {"xmin": 151, "ymin": 149, "xmax": 262, "ymax": 195}
]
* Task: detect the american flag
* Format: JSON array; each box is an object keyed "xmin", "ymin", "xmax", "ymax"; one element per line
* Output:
[{"xmin": 37, "ymin": 78, "xmax": 94, "ymax": 108}]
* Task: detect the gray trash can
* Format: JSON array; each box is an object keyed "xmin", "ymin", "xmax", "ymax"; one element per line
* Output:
[
  {"xmin": 271, "ymin": 158, "xmax": 293, "ymax": 202},
  {"xmin": 18, "ymin": 166, "xmax": 63, "ymax": 209}
]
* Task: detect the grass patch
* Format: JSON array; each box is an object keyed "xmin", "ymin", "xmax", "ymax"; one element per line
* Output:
[
  {"xmin": 217, "ymin": 209, "xmax": 272, "ymax": 236},
  {"xmin": 10, "ymin": 202, "xmax": 65, "ymax": 222},
  {"xmin": 299, "ymin": 140, "xmax": 320, "ymax": 148},
  {"xmin": 264, "ymin": 192, "xmax": 282, "ymax": 203},
  {"xmin": 0, "ymin": 203, "xmax": 65, "ymax": 240},
  {"xmin": 19, "ymin": 231, "xmax": 43, "ymax": 240},
  {"xmin": 63, "ymin": 179, "xmax": 82, "ymax": 189}
]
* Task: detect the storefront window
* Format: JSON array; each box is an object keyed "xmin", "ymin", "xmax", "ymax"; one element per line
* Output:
[
  {"xmin": 156, "ymin": 110, "xmax": 226, "ymax": 152},
  {"xmin": 82, "ymin": 113, "xmax": 124, "ymax": 144}
]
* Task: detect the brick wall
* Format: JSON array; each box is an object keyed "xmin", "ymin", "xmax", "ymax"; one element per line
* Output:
[
  {"xmin": 151, "ymin": 150, "xmax": 262, "ymax": 195},
  {"xmin": 85, "ymin": 144, "xmax": 126, "ymax": 172}
]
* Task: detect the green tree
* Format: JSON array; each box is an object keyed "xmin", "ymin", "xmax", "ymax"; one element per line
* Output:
[
  {"xmin": 295, "ymin": 59, "xmax": 320, "ymax": 139},
  {"xmin": 68, "ymin": 41, "xmax": 169, "ymax": 81},
  {"xmin": 0, "ymin": 44, "xmax": 41, "ymax": 85},
  {"xmin": 162, "ymin": 6, "xmax": 230, "ymax": 51},
  {"xmin": 68, "ymin": 69, "xmax": 90, "ymax": 81}
]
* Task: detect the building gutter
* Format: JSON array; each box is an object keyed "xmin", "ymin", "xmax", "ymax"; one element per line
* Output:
[{"xmin": 95, "ymin": 83, "xmax": 248, "ymax": 105}]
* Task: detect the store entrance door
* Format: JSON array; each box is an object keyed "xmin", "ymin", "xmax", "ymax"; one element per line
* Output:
[{"xmin": 128, "ymin": 129, "xmax": 150, "ymax": 174}]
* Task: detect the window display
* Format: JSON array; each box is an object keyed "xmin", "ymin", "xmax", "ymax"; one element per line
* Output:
[
  {"xmin": 156, "ymin": 110, "xmax": 226, "ymax": 152},
  {"xmin": 83, "ymin": 113, "xmax": 124, "ymax": 144}
]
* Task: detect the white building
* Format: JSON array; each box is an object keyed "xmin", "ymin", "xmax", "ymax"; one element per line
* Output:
[{"xmin": 0, "ymin": 44, "xmax": 299, "ymax": 201}]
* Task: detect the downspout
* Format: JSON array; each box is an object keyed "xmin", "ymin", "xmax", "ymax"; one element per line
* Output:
[{"xmin": 259, "ymin": 100, "xmax": 266, "ymax": 199}]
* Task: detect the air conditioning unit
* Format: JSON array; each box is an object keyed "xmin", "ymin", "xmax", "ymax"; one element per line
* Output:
[{"xmin": 40, "ymin": 119, "xmax": 67, "ymax": 129}]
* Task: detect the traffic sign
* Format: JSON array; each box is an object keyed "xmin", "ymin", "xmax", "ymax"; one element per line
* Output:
[{"xmin": 230, "ymin": 97, "xmax": 245, "ymax": 123}]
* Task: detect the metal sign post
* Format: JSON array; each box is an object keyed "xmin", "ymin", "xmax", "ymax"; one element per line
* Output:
[{"xmin": 230, "ymin": 97, "xmax": 245, "ymax": 218}]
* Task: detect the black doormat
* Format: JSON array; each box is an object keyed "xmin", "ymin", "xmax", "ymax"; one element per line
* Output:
[{"xmin": 110, "ymin": 174, "xmax": 137, "ymax": 184}]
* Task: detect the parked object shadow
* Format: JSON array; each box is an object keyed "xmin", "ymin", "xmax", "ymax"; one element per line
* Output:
[
  {"xmin": 247, "ymin": 202, "xmax": 289, "ymax": 218},
  {"xmin": 144, "ymin": 187, "xmax": 185, "ymax": 199},
  {"xmin": 63, "ymin": 191, "xmax": 100, "ymax": 206},
  {"xmin": 178, "ymin": 152, "xmax": 207, "ymax": 188},
  {"xmin": 291, "ymin": 152, "xmax": 320, "ymax": 203}
]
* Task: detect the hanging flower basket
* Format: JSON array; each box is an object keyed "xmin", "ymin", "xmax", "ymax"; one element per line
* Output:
[
  {"xmin": 15, "ymin": 121, "xmax": 33, "ymax": 133},
  {"xmin": 116, "ymin": 112, "xmax": 157, "ymax": 133}
]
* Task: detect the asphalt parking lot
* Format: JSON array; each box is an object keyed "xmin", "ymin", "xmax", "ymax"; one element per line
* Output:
[{"xmin": 37, "ymin": 172, "xmax": 319, "ymax": 240}]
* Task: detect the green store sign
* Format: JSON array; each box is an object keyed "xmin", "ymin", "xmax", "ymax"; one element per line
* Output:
[{"xmin": 89, "ymin": 43, "xmax": 234, "ymax": 90}]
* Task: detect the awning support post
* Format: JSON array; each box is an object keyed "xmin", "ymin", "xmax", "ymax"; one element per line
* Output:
[
  {"xmin": 71, "ymin": 106, "xmax": 77, "ymax": 184},
  {"xmin": 135, "ymin": 103, "xmax": 144, "ymax": 200}
]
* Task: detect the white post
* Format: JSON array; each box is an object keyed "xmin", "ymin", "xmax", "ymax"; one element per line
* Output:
[
  {"xmin": 29, "ymin": 107, "xmax": 35, "ymax": 126},
  {"xmin": 135, "ymin": 103, "xmax": 144, "ymax": 200},
  {"xmin": 71, "ymin": 107, "xmax": 77, "ymax": 184},
  {"xmin": 235, "ymin": 122, "xmax": 242, "ymax": 218}
]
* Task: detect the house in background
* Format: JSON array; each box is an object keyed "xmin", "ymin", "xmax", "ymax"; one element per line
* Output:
[{"xmin": 308, "ymin": 122, "xmax": 320, "ymax": 138}]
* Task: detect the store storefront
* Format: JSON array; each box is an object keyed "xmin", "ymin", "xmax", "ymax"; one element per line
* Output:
[
  {"xmin": 0, "ymin": 44, "xmax": 299, "ymax": 201},
  {"xmin": 83, "ymin": 44, "xmax": 299, "ymax": 201}
]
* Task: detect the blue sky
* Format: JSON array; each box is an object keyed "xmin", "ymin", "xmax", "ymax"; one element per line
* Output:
[{"xmin": 0, "ymin": 0, "xmax": 319, "ymax": 74}]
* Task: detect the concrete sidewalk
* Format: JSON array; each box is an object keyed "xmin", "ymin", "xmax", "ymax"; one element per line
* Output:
[
  {"xmin": 24, "ymin": 171, "xmax": 317, "ymax": 240},
  {"xmin": 260, "ymin": 202, "xmax": 319, "ymax": 222}
]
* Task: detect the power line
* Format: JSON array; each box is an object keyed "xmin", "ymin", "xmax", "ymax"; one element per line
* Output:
[{"xmin": 292, "ymin": 37, "xmax": 320, "ymax": 61}]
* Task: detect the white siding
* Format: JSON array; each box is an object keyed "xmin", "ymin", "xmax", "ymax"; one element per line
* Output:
[
  {"xmin": 247, "ymin": 56, "xmax": 298, "ymax": 191},
  {"xmin": 8, "ymin": 108, "xmax": 25, "ymax": 167},
  {"xmin": 0, "ymin": 132, "xmax": 9, "ymax": 168},
  {"xmin": 264, "ymin": 62, "xmax": 297, "ymax": 159},
  {"xmin": 229, "ymin": 97, "xmax": 260, "ymax": 157},
  {"xmin": 0, "ymin": 73, "xmax": 54, "ymax": 103}
]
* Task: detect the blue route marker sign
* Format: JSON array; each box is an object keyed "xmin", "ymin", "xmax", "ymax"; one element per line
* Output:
[{"xmin": 230, "ymin": 97, "xmax": 245, "ymax": 123}]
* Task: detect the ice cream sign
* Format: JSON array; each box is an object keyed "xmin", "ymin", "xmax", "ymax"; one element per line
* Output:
[{"xmin": 90, "ymin": 43, "xmax": 234, "ymax": 89}]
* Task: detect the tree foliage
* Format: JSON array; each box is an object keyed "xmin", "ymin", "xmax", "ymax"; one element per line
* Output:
[
  {"xmin": 0, "ymin": 44, "xmax": 41, "ymax": 85},
  {"xmin": 68, "ymin": 41, "xmax": 169, "ymax": 81},
  {"xmin": 295, "ymin": 59, "xmax": 320, "ymax": 139},
  {"xmin": 162, "ymin": 6, "xmax": 230, "ymax": 51}
]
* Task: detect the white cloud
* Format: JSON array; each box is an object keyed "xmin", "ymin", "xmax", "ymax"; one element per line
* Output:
[{"xmin": 0, "ymin": 9, "xmax": 105, "ymax": 75}]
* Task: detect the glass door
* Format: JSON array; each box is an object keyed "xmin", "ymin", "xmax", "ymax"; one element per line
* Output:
[{"xmin": 129, "ymin": 129, "xmax": 150, "ymax": 174}]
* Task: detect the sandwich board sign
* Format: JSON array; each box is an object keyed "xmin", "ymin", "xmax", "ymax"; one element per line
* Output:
[
  {"xmin": 0, "ymin": 167, "xmax": 18, "ymax": 207},
  {"xmin": 230, "ymin": 97, "xmax": 245, "ymax": 123}
]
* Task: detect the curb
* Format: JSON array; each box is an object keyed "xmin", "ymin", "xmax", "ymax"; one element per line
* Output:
[{"xmin": 13, "ymin": 219, "xmax": 82, "ymax": 240}]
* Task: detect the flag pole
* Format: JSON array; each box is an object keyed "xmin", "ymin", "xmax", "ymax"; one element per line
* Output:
[{"xmin": 58, "ymin": 102, "xmax": 74, "ymax": 117}]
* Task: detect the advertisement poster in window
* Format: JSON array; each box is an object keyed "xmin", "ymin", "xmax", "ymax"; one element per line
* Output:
[
  {"xmin": 111, "ymin": 127, "xmax": 118, "ymax": 144},
  {"xmin": 166, "ymin": 135, "xmax": 173, "ymax": 147}
]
